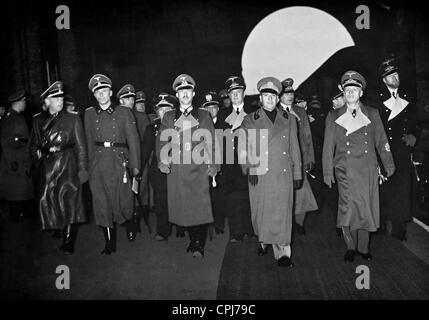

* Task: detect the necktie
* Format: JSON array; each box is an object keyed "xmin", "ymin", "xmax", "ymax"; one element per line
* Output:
[
  {"xmin": 352, "ymin": 109, "xmax": 357, "ymax": 118},
  {"xmin": 236, "ymin": 108, "xmax": 240, "ymax": 115},
  {"xmin": 392, "ymin": 91, "xmax": 396, "ymax": 99}
]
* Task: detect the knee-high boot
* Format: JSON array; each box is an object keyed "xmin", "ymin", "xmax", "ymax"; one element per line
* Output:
[
  {"xmin": 60, "ymin": 224, "xmax": 78, "ymax": 255},
  {"xmin": 101, "ymin": 226, "xmax": 116, "ymax": 255}
]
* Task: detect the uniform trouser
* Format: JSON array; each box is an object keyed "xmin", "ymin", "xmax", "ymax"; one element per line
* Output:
[
  {"xmin": 226, "ymin": 190, "xmax": 254, "ymax": 238},
  {"xmin": 153, "ymin": 188, "xmax": 170, "ymax": 238},
  {"xmin": 187, "ymin": 224, "xmax": 208, "ymax": 248},
  {"xmin": 272, "ymin": 244, "xmax": 291, "ymax": 260},
  {"xmin": 342, "ymin": 227, "xmax": 369, "ymax": 253},
  {"xmin": 210, "ymin": 186, "xmax": 225, "ymax": 231}
]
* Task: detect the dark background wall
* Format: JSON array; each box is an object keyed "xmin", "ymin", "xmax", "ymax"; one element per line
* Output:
[{"xmin": 1, "ymin": 0, "xmax": 428, "ymax": 117}]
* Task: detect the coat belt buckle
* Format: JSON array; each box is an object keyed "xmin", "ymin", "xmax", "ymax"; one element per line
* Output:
[{"xmin": 104, "ymin": 141, "xmax": 112, "ymax": 148}]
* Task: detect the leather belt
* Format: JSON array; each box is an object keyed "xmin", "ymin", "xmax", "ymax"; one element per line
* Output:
[
  {"xmin": 95, "ymin": 141, "xmax": 128, "ymax": 148},
  {"xmin": 41, "ymin": 143, "xmax": 75, "ymax": 156}
]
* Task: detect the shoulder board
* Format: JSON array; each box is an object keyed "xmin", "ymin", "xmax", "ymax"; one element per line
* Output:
[
  {"xmin": 67, "ymin": 110, "xmax": 79, "ymax": 115},
  {"xmin": 85, "ymin": 107, "xmax": 95, "ymax": 112},
  {"xmin": 33, "ymin": 112, "xmax": 41, "ymax": 118}
]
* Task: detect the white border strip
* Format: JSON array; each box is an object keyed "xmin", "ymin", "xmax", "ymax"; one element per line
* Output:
[{"xmin": 413, "ymin": 217, "xmax": 429, "ymax": 233}]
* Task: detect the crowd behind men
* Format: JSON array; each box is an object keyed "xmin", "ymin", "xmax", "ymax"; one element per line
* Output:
[{"xmin": 0, "ymin": 57, "xmax": 419, "ymax": 266}]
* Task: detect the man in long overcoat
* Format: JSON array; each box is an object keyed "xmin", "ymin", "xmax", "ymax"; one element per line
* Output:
[
  {"xmin": 156, "ymin": 74, "xmax": 218, "ymax": 258},
  {"xmin": 323, "ymin": 70, "xmax": 395, "ymax": 262},
  {"xmin": 278, "ymin": 79, "xmax": 318, "ymax": 235},
  {"xmin": 30, "ymin": 81, "xmax": 88, "ymax": 254},
  {"xmin": 374, "ymin": 57, "xmax": 418, "ymax": 241},
  {"xmin": 239, "ymin": 77, "xmax": 302, "ymax": 267},
  {"xmin": 84, "ymin": 74, "xmax": 141, "ymax": 254},
  {"xmin": 0, "ymin": 90, "xmax": 33, "ymax": 223}
]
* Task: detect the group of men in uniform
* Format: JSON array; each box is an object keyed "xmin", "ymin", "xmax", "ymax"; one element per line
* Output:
[{"xmin": 0, "ymin": 57, "xmax": 417, "ymax": 265}]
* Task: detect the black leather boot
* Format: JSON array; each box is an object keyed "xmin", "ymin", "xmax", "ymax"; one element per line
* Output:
[
  {"xmin": 61, "ymin": 224, "xmax": 77, "ymax": 255},
  {"xmin": 186, "ymin": 227, "xmax": 196, "ymax": 253},
  {"xmin": 125, "ymin": 219, "xmax": 137, "ymax": 242},
  {"xmin": 101, "ymin": 227, "xmax": 116, "ymax": 255}
]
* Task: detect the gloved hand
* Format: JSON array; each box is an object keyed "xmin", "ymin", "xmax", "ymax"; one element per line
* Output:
[
  {"xmin": 159, "ymin": 162, "xmax": 171, "ymax": 174},
  {"xmin": 324, "ymin": 175, "xmax": 335, "ymax": 188},
  {"xmin": 304, "ymin": 162, "xmax": 314, "ymax": 172},
  {"xmin": 248, "ymin": 175, "xmax": 258, "ymax": 186},
  {"xmin": 386, "ymin": 167, "xmax": 395, "ymax": 178},
  {"xmin": 78, "ymin": 170, "xmax": 89, "ymax": 184},
  {"xmin": 131, "ymin": 168, "xmax": 142, "ymax": 180},
  {"xmin": 207, "ymin": 166, "xmax": 217, "ymax": 178},
  {"xmin": 293, "ymin": 179, "xmax": 303, "ymax": 189}
]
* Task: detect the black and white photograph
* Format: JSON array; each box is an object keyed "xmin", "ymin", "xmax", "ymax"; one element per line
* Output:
[{"xmin": 1, "ymin": 0, "xmax": 429, "ymax": 305}]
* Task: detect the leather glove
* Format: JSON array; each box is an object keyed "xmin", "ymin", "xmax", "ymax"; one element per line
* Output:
[
  {"xmin": 293, "ymin": 179, "xmax": 303, "ymax": 189},
  {"xmin": 78, "ymin": 170, "xmax": 89, "ymax": 184},
  {"xmin": 159, "ymin": 162, "xmax": 171, "ymax": 174},
  {"xmin": 324, "ymin": 175, "xmax": 335, "ymax": 188},
  {"xmin": 207, "ymin": 166, "xmax": 217, "ymax": 178},
  {"xmin": 304, "ymin": 162, "xmax": 314, "ymax": 172},
  {"xmin": 402, "ymin": 134, "xmax": 416, "ymax": 147},
  {"xmin": 131, "ymin": 168, "xmax": 142, "ymax": 180},
  {"xmin": 248, "ymin": 175, "xmax": 258, "ymax": 186},
  {"xmin": 386, "ymin": 167, "xmax": 395, "ymax": 178}
]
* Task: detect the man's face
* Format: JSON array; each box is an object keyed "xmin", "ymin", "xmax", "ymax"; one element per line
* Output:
[
  {"xmin": 120, "ymin": 96, "xmax": 135, "ymax": 109},
  {"xmin": 206, "ymin": 105, "xmax": 219, "ymax": 119},
  {"xmin": 176, "ymin": 88, "xmax": 194, "ymax": 106},
  {"xmin": 66, "ymin": 103, "xmax": 75, "ymax": 113},
  {"xmin": 260, "ymin": 92, "xmax": 279, "ymax": 111},
  {"xmin": 157, "ymin": 106, "xmax": 172, "ymax": 120},
  {"xmin": 332, "ymin": 95, "xmax": 345, "ymax": 109},
  {"xmin": 135, "ymin": 102, "xmax": 146, "ymax": 113},
  {"xmin": 383, "ymin": 72, "xmax": 400, "ymax": 89},
  {"xmin": 93, "ymin": 88, "xmax": 112, "ymax": 106},
  {"xmin": 228, "ymin": 88, "xmax": 244, "ymax": 106},
  {"xmin": 223, "ymin": 97, "xmax": 231, "ymax": 108},
  {"xmin": 0, "ymin": 106, "xmax": 5, "ymax": 116},
  {"xmin": 344, "ymin": 86, "xmax": 362, "ymax": 104},
  {"xmin": 46, "ymin": 96, "xmax": 64, "ymax": 114},
  {"xmin": 280, "ymin": 92, "xmax": 294, "ymax": 105}
]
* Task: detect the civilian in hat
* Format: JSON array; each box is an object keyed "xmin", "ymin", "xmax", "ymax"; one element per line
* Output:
[
  {"xmin": 0, "ymin": 89, "xmax": 34, "ymax": 223},
  {"xmin": 219, "ymin": 89, "xmax": 231, "ymax": 110},
  {"xmin": 279, "ymin": 78, "xmax": 318, "ymax": 235},
  {"xmin": 239, "ymin": 76, "xmax": 302, "ymax": 267},
  {"xmin": 216, "ymin": 75, "xmax": 256, "ymax": 242},
  {"xmin": 201, "ymin": 91, "xmax": 226, "ymax": 235},
  {"xmin": 84, "ymin": 74, "xmax": 141, "ymax": 254},
  {"xmin": 373, "ymin": 57, "xmax": 418, "ymax": 241},
  {"xmin": 323, "ymin": 70, "xmax": 395, "ymax": 262},
  {"xmin": 156, "ymin": 74, "xmax": 219, "ymax": 258},
  {"xmin": 142, "ymin": 93, "xmax": 176, "ymax": 241},
  {"xmin": 29, "ymin": 81, "xmax": 88, "ymax": 254}
]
